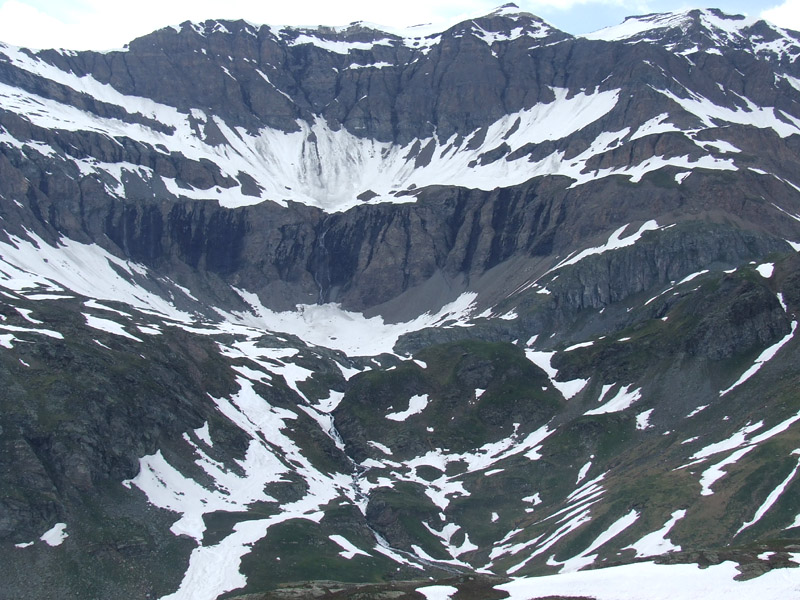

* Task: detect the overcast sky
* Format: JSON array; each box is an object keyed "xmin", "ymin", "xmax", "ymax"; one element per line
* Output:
[{"xmin": 0, "ymin": 0, "xmax": 799, "ymax": 50}]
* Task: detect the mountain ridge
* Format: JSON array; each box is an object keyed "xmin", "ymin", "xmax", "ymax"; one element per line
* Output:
[{"xmin": 2, "ymin": 5, "xmax": 800, "ymax": 600}]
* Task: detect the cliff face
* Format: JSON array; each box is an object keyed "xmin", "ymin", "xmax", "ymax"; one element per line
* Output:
[
  {"xmin": 2, "ymin": 6, "xmax": 799, "ymax": 314},
  {"xmin": 2, "ymin": 5, "xmax": 800, "ymax": 600}
]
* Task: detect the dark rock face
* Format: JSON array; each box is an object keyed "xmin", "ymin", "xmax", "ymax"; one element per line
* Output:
[
  {"xmin": 0, "ymin": 308, "xmax": 240, "ymax": 541},
  {"xmin": 685, "ymin": 277, "xmax": 791, "ymax": 359},
  {"xmin": 1, "ymin": 6, "xmax": 799, "ymax": 320}
]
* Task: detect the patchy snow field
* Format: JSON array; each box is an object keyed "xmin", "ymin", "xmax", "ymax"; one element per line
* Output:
[{"xmin": 498, "ymin": 557, "xmax": 800, "ymax": 599}]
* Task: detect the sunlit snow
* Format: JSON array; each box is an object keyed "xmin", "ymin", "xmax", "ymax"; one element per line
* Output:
[
  {"xmin": 329, "ymin": 534, "xmax": 371, "ymax": 559},
  {"xmin": 549, "ymin": 221, "xmax": 662, "ymax": 273},
  {"xmin": 499, "ymin": 558, "xmax": 800, "ymax": 600},
  {"xmin": 585, "ymin": 385, "xmax": 642, "ymax": 415},
  {"xmin": 416, "ymin": 585, "xmax": 458, "ymax": 600},
  {"xmin": 719, "ymin": 321, "xmax": 797, "ymax": 397},
  {"xmin": 626, "ymin": 510, "xmax": 686, "ymax": 557},
  {"xmin": 524, "ymin": 349, "xmax": 588, "ymax": 400},
  {"xmin": 386, "ymin": 394, "xmax": 430, "ymax": 421},
  {"xmin": 85, "ymin": 314, "xmax": 143, "ymax": 342},
  {"xmin": 229, "ymin": 287, "xmax": 479, "ymax": 356},
  {"xmin": 123, "ymin": 376, "xmax": 361, "ymax": 599},
  {"xmin": 756, "ymin": 263, "xmax": 775, "ymax": 278},
  {"xmin": 737, "ymin": 450, "xmax": 800, "ymax": 535},
  {"xmin": 636, "ymin": 409, "xmax": 654, "ymax": 430},
  {"xmin": 39, "ymin": 522, "xmax": 68, "ymax": 547},
  {"xmin": 0, "ymin": 52, "xmax": 624, "ymax": 212},
  {"xmin": 553, "ymin": 509, "xmax": 639, "ymax": 573}
]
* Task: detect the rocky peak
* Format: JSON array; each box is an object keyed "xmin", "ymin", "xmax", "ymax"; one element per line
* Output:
[
  {"xmin": 448, "ymin": 3, "xmax": 570, "ymax": 47},
  {"xmin": 585, "ymin": 7, "xmax": 800, "ymax": 66}
]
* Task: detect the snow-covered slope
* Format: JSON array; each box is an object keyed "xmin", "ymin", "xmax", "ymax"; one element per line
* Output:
[
  {"xmin": 585, "ymin": 7, "xmax": 800, "ymax": 64},
  {"xmin": 2, "ymin": 6, "xmax": 800, "ymax": 214}
]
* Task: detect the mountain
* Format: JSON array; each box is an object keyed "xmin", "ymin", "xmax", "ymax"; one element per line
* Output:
[
  {"xmin": 584, "ymin": 8, "xmax": 800, "ymax": 66},
  {"xmin": 2, "ymin": 4, "xmax": 800, "ymax": 599}
]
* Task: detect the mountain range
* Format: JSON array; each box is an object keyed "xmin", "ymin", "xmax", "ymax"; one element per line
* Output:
[{"xmin": 2, "ymin": 4, "xmax": 800, "ymax": 599}]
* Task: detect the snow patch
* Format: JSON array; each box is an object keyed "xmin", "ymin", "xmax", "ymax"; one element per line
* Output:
[
  {"xmin": 416, "ymin": 585, "xmax": 459, "ymax": 600},
  {"xmin": 386, "ymin": 394, "xmax": 430, "ymax": 421},
  {"xmin": 720, "ymin": 321, "xmax": 797, "ymax": 396},
  {"xmin": 554, "ymin": 510, "xmax": 639, "ymax": 573},
  {"xmin": 737, "ymin": 451, "xmax": 800, "ymax": 535},
  {"xmin": 40, "ymin": 523, "xmax": 68, "ymax": 547},
  {"xmin": 499, "ymin": 557, "xmax": 800, "ymax": 600},
  {"xmin": 626, "ymin": 510, "xmax": 686, "ymax": 558},
  {"xmin": 329, "ymin": 535, "xmax": 371, "ymax": 559},
  {"xmin": 228, "ymin": 287, "xmax": 478, "ymax": 356},
  {"xmin": 85, "ymin": 314, "xmax": 143, "ymax": 342},
  {"xmin": 585, "ymin": 385, "xmax": 642, "ymax": 415},
  {"xmin": 549, "ymin": 221, "xmax": 662, "ymax": 273},
  {"xmin": 576, "ymin": 461, "xmax": 592, "ymax": 484},
  {"xmin": 636, "ymin": 409, "xmax": 654, "ymax": 430},
  {"xmin": 524, "ymin": 349, "xmax": 588, "ymax": 400},
  {"xmin": 756, "ymin": 263, "xmax": 775, "ymax": 278}
]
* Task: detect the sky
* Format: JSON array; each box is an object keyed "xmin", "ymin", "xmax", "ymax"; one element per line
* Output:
[{"xmin": 0, "ymin": 0, "xmax": 799, "ymax": 51}]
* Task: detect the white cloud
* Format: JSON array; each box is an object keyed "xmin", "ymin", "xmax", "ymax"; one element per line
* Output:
[
  {"xmin": 0, "ymin": 1, "xmax": 80, "ymax": 49},
  {"xmin": 762, "ymin": 0, "xmax": 800, "ymax": 30},
  {"xmin": 0, "ymin": 0, "xmax": 505, "ymax": 50},
  {"xmin": 1, "ymin": 0, "xmax": 769, "ymax": 51},
  {"xmin": 526, "ymin": 0, "xmax": 641, "ymax": 9},
  {"xmin": 0, "ymin": 0, "xmax": 658, "ymax": 50}
]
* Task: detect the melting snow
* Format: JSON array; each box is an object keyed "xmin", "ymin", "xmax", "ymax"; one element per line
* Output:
[
  {"xmin": 636, "ymin": 409, "xmax": 654, "ymax": 430},
  {"xmin": 0, "ymin": 230, "xmax": 192, "ymax": 321},
  {"xmin": 585, "ymin": 385, "xmax": 642, "ymax": 415},
  {"xmin": 368, "ymin": 441, "xmax": 393, "ymax": 455},
  {"xmin": 626, "ymin": 510, "xmax": 686, "ymax": 557},
  {"xmin": 778, "ymin": 293, "xmax": 788, "ymax": 313},
  {"xmin": 524, "ymin": 349, "xmax": 588, "ymax": 400},
  {"xmin": 549, "ymin": 221, "xmax": 662, "ymax": 273},
  {"xmin": 39, "ymin": 523, "xmax": 68, "ymax": 547},
  {"xmin": 366, "ymin": 425, "xmax": 554, "ymax": 510},
  {"xmin": 416, "ymin": 585, "xmax": 459, "ymax": 600},
  {"xmin": 229, "ymin": 287, "xmax": 478, "ymax": 356},
  {"xmin": 658, "ymin": 88, "xmax": 800, "ymax": 139},
  {"xmin": 84, "ymin": 314, "xmax": 143, "ymax": 342},
  {"xmin": 553, "ymin": 510, "xmax": 639, "ymax": 573},
  {"xmin": 756, "ymin": 263, "xmax": 775, "ymax": 278},
  {"xmin": 507, "ymin": 508, "xmax": 593, "ymax": 575},
  {"xmin": 0, "ymin": 322, "xmax": 63, "ymax": 342},
  {"xmin": 287, "ymin": 35, "xmax": 391, "ymax": 54},
  {"xmin": 677, "ymin": 269, "xmax": 709, "ymax": 285},
  {"xmin": 423, "ymin": 522, "xmax": 478, "ymax": 559},
  {"xmin": 124, "ymin": 377, "xmax": 357, "ymax": 599},
  {"xmin": 687, "ymin": 410, "xmax": 800, "ymax": 495},
  {"xmin": 329, "ymin": 535, "xmax": 371, "ymax": 559},
  {"xmin": 687, "ymin": 405, "xmax": 708, "ymax": 418},
  {"xmin": 690, "ymin": 421, "xmax": 765, "ymax": 461},
  {"xmin": 565, "ymin": 341, "xmax": 594, "ymax": 351},
  {"xmin": 0, "ymin": 57, "xmax": 623, "ymax": 212},
  {"xmin": 576, "ymin": 461, "xmax": 592, "ymax": 484},
  {"xmin": 386, "ymin": 394, "xmax": 430, "ymax": 421},
  {"xmin": 737, "ymin": 450, "xmax": 800, "ymax": 535},
  {"xmin": 194, "ymin": 422, "xmax": 212, "ymax": 447},
  {"xmin": 498, "ymin": 557, "xmax": 800, "ymax": 599},
  {"xmin": 719, "ymin": 321, "xmax": 797, "ymax": 397}
]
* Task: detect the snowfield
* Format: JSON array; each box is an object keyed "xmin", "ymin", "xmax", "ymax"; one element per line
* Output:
[{"xmin": 498, "ymin": 558, "xmax": 800, "ymax": 599}]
